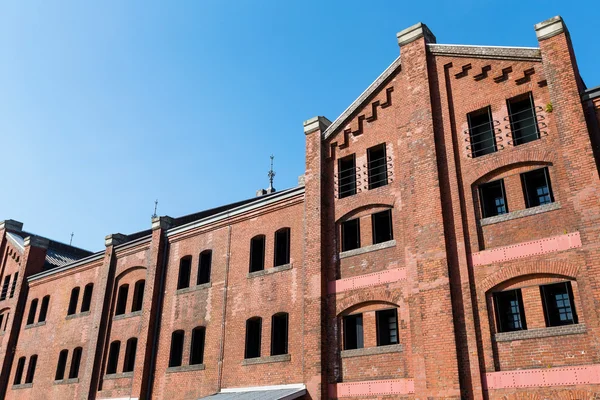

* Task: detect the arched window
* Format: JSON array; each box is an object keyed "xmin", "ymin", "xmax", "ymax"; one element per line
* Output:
[
  {"xmin": 190, "ymin": 327, "xmax": 206, "ymax": 365},
  {"xmin": 271, "ymin": 313, "xmax": 288, "ymax": 356},
  {"xmin": 25, "ymin": 354, "xmax": 37, "ymax": 383},
  {"xmin": 69, "ymin": 347, "xmax": 82, "ymax": 379},
  {"xmin": 38, "ymin": 295, "xmax": 50, "ymax": 323},
  {"xmin": 249, "ymin": 235, "xmax": 266, "ymax": 273},
  {"xmin": 106, "ymin": 341, "xmax": 121, "ymax": 374},
  {"xmin": 115, "ymin": 284, "xmax": 129, "ymax": 316},
  {"xmin": 131, "ymin": 280, "xmax": 145, "ymax": 312},
  {"xmin": 197, "ymin": 251, "xmax": 212, "ymax": 285},
  {"xmin": 178, "ymin": 256, "xmax": 192, "ymax": 289},
  {"xmin": 123, "ymin": 337, "xmax": 137, "ymax": 372},
  {"xmin": 67, "ymin": 287, "xmax": 80, "ymax": 315},
  {"xmin": 274, "ymin": 228, "xmax": 290, "ymax": 267},
  {"xmin": 245, "ymin": 317, "xmax": 262, "ymax": 359},
  {"xmin": 81, "ymin": 283, "xmax": 93, "ymax": 313},
  {"xmin": 169, "ymin": 330, "xmax": 185, "ymax": 367},
  {"xmin": 14, "ymin": 356, "xmax": 26, "ymax": 385},
  {"xmin": 55, "ymin": 349, "xmax": 68, "ymax": 380},
  {"xmin": 26, "ymin": 299, "xmax": 38, "ymax": 325}
]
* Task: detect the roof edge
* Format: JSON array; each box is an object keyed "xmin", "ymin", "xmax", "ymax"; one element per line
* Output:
[
  {"xmin": 583, "ymin": 85, "xmax": 600, "ymax": 101},
  {"xmin": 428, "ymin": 43, "xmax": 542, "ymax": 61},
  {"xmin": 28, "ymin": 252, "xmax": 105, "ymax": 282}
]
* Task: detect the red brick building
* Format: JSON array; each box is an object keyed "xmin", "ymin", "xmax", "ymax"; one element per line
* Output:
[{"xmin": 1, "ymin": 15, "xmax": 600, "ymax": 400}]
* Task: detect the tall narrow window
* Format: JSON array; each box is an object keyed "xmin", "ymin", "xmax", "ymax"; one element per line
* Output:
[
  {"xmin": 131, "ymin": 280, "xmax": 145, "ymax": 312},
  {"xmin": 1, "ymin": 275, "xmax": 11, "ymax": 300},
  {"xmin": 25, "ymin": 355, "xmax": 37, "ymax": 384},
  {"xmin": 69, "ymin": 347, "xmax": 82, "ymax": 379},
  {"xmin": 197, "ymin": 251, "xmax": 212, "ymax": 285},
  {"xmin": 372, "ymin": 210, "xmax": 393, "ymax": 244},
  {"xmin": 190, "ymin": 327, "xmax": 206, "ymax": 365},
  {"xmin": 338, "ymin": 154, "xmax": 357, "ymax": 198},
  {"xmin": 341, "ymin": 219, "xmax": 360, "ymax": 252},
  {"xmin": 67, "ymin": 287, "xmax": 80, "ymax": 316},
  {"xmin": 81, "ymin": 283, "xmax": 93, "ymax": 313},
  {"xmin": 479, "ymin": 180, "xmax": 508, "ymax": 218},
  {"xmin": 26, "ymin": 299, "xmax": 38, "ymax": 325},
  {"xmin": 9, "ymin": 272, "xmax": 18, "ymax": 298},
  {"xmin": 55, "ymin": 350, "xmax": 68, "ymax": 380},
  {"xmin": 343, "ymin": 314, "xmax": 364, "ymax": 350},
  {"xmin": 493, "ymin": 289, "xmax": 527, "ymax": 333},
  {"xmin": 178, "ymin": 256, "xmax": 192, "ymax": 289},
  {"xmin": 115, "ymin": 284, "xmax": 129, "ymax": 316},
  {"xmin": 38, "ymin": 295, "xmax": 50, "ymax": 323},
  {"xmin": 0, "ymin": 314, "xmax": 4, "ymax": 332},
  {"xmin": 367, "ymin": 144, "xmax": 388, "ymax": 189},
  {"xmin": 376, "ymin": 309, "xmax": 399, "ymax": 346},
  {"xmin": 249, "ymin": 235, "xmax": 265, "ymax": 273},
  {"xmin": 521, "ymin": 168, "xmax": 554, "ymax": 208},
  {"xmin": 106, "ymin": 341, "xmax": 121, "ymax": 374},
  {"xmin": 3, "ymin": 312, "xmax": 9, "ymax": 331},
  {"xmin": 271, "ymin": 313, "xmax": 288, "ymax": 356},
  {"xmin": 169, "ymin": 330, "xmax": 184, "ymax": 367},
  {"xmin": 540, "ymin": 282, "xmax": 578, "ymax": 327},
  {"xmin": 245, "ymin": 317, "xmax": 262, "ymax": 359},
  {"xmin": 274, "ymin": 228, "xmax": 290, "ymax": 267},
  {"xmin": 507, "ymin": 92, "xmax": 539, "ymax": 145},
  {"xmin": 123, "ymin": 338, "xmax": 137, "ymax": 373},
  {"xmin": 14, "ymin": 356, "xmax": 26, "ymax": 385},
  {"xmin": 467, "ymin": 107, "xmax": 497, "ymax": 157}
]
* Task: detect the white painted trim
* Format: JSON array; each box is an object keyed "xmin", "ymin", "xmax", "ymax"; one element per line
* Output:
[
  {"xmin": 428, "ymin": 43, "xmax": 540, "ymax": 50},
  {"xmin": 220, "ymin": 383, "xmax": 306, "ymax": 393}
]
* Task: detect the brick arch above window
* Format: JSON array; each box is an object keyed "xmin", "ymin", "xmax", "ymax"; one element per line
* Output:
[
  {"xmin": 466, "ymin": 149, "xmax": 555, "ymax": 186},
  {"xmin": 336, "ymin": 199, "xmax": 396, "ymax": 224},
  {"xmin": 114, "ymin": 266, "xmax": 147, "ymax": 283},
  {"xmin": 335, "ymin": 287, "xmax": 402, "ymax": 316}
]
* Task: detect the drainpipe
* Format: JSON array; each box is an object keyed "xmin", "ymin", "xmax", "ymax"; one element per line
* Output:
[{"xmin": 216, "ymin": 224, "xmax": 232, "ymax": 392}]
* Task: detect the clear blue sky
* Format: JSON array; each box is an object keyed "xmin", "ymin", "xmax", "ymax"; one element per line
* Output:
[{"xmin": 1, "ymin": 1, "xmax": 598, "ymax": 251}]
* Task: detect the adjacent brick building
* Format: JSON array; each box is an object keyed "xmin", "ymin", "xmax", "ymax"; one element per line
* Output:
[{"xmin": 1, "ymin": 15, "xmax": 599, "ymax": 400}]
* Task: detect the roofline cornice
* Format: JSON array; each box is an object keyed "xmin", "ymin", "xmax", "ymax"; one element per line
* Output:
[{"xmin": 583, "ymin": 85, "xmax": 600, "ymax": 101}]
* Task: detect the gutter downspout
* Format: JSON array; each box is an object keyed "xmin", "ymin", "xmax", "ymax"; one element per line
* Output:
[{"xmin": 216, "ymin": 224, "xmax": 232, "ymax": 392}]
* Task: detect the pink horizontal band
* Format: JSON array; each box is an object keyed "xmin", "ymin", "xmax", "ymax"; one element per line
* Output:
[
  {"xmin": 485, "ymin": 364, "xmax": 600, "ymax": 389},
  {"xmin": 329, "ymin": 378, "xmax": 415, "ymax": 398},
  {"xmin": 328, "ymin": 268, "xmax": 406, "ymax": 294},
  {"xmin": 472, "ymin": 232, "xmax": 581, "ymax": 266}
]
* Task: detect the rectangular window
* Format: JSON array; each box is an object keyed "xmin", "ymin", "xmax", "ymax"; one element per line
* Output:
[
  {"xmin": 372, "ymin": 210, "xmax": 393, "ymax": 244},
  {"xmin": 338, "ymin": 154, "xmax": 357, "ymax": 198},
  {"xmin": 25, "ymin": 355, "xmax": 37, "ymax": 384},
  {"xmin": 169, "ymin": 331, "xmax": 184, "ymax": 367},
  {"xmin": 178, "ymin": 257, "xmax": 192, "ymax": 289},
  {"xmin": 197, "ymin": 251, "xmax": 212, "ymax": 285},
  {"xmin": 493, "ymin": 289, "xmax": 527, "ymax": 333},
  {"xmin": 131, "ymin": 280, "xmax": 145, "ymax": 312},
  {"xmin": 249, "ymin": 236, "xmax": 266, "ymax": 273},
  {"xmin": 245, "ymin": 318, "xmax": 262, "ymax": 359},
  {"xmin": 341, "ymin": 218, "xmax": 360, "ymax": 252},
  {"xmin": 190, "ymin": 327, "xmax": 206, "ymax": 365},
  {"xmin": 343, "ymin": 313, "xmax": 364, "ymax": 350},
  {"xmin": 507, "ymin": 92, "xmax": 539, "ymax": 145},
  {"xmin": 367, "ymin": 144, "xmax": 388, "ymax": 189},
  {"xmin": 115, "ymin": 285, "xmax": 128, "ymax": 316},
  {"xmin": 521, "ymin": 167, "xmax": 554, "ymax": 208},
  {"xmin": 14, "ymin": 357, "xmax": 25, "ymax": 385},
  {"xmin": 274, "ymin": 229, "xmax": 290, "ymax": 267},
  {"xmin": 106, "ymin": 341, "xmax": 120, "ymax": 374},
  {"xmin": 1, "ymin": 275, "xmax": 11, "ymax": 301},
  {"xmin": 467, "ymin": 107, "xmax": 497, "ymax": 158},
  {"xmin": 9, "ymin": 272, "xmax": 18, "ymax": 298},
  {"xmin": 376, "ymin": 309, "xmax": 399, "ymax": 346},
  {"xmin": 479, "ymin": 180, "xmax": 508, "ymax": 218},
  {"xmin": 540, "ymin": 282, "xmax": 578, "ymax": 327},
  {"xmin": 271, "ymin": 313, "xmax": 288, "ymax": 356}
]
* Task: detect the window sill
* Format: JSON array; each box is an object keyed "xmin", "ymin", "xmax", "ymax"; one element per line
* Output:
[
  {"xmin": 113, "ymin": 310, "xmax": 142, "ymax": 321},
  {"xmin": 247, "ymin": 263, "xmax": 292, "ymax": 279},
  {"xmin": 340, "ymin": 343, "xmax": 403, "ymax": 358},
  {"xmin": 480, "ymin": 202, "xmax": 561, "ymax": 226},
  {"xmin": 176, "ymin": 282, "xmax": 212, "ymax": 295},
  {"xmin": 242, "ymin": 354, "xmax": 291, "ymax": 366},
  {"xmin": 103, "ymin": 372, "xmax": 133, "ymax": 380},
  {"xmin": 66, "ymin": 311, "xmax": 91, "ymax": 320},
  {"xmin": 54, "ymin": 378, "xmax": 79, "ymax": 385},
  {"xmin": 24, "ymin": 321, "xmax": 46, "ymax": 330},
  {"xmin": 12, "ymin": 383, "xmax": 33, "ymax": 390},
  {"xmin": 166, "ymin": 364, "xmax": 205, "ymax": 373},
  {"xmin": 494, "ymin": 323, "xmax": 586, "ymax": 342},
  {"xmin": 339, "ymin": 240, "xmax": 396, "ymax": 259}
]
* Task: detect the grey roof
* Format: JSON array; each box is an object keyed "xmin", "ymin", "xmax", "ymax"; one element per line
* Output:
[
  {"xmin": 201, "ymin": 388, "xmax": 306, "ymax": 400},
  {"xmin": 427, "ymin": 43, "xmax": 542, "ymax": 61},
  {"xmin": 6, "ymin": 232, "xmax": 24, "ymax": 250},
  {"xmin": 583, "ymin": 85, "xmax": 600, "ymax": 101}
]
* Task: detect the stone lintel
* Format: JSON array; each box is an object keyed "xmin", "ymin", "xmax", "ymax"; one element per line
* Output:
[
  {"xmin": 24, "ymin": 235, "xmax": 49, "ymax": 249},
  {"xmin": 105, "ymin": 233, "xmax": 128, "ymax": 247},
  {"xmin": 0, "ymin": 220, "xmax": 23, "ymax": 232},
  {"xmin": 303, "ymin": 116, "xmax": 332, "ymax": 135},
  {"xmin": 152, "ymin": 216, "xmax": 174, "ymax": 231},
  {"xmin": 397, "ymin": 22, "xmax": 436, "ymax": 47},
  {"xmin": 535, "ymin": 15, "xmax": 567, "ymax": 41}
]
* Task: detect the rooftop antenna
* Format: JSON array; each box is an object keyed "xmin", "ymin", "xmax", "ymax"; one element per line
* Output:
[
  {"xmin": 267, "ymin": 155, "xmax": 276, "ymax": 193},
  {"xmin": 152, "ymin": 199, "xmax": 158, "ymax": 219},
  {"xmin": 69, "ymin": 232, "xmax": 74, "ymax": 246}
]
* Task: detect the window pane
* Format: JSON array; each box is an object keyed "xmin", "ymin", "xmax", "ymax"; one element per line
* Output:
[
  {"xmin": 343, "ymin": 314, "xmax": 364, "ymax": 350},
  {"xmin": 541, "ymin": 282, "xmax": 578, "ymax": 327},
  {"xmin": 493, "ymin": 289, "xmax": 526, "ymax": 332},
  {"xmin": 521, "ymin": 168, "xmax": 554, "ymax": 208},
  {"xmin": 376, "ymin": 309, "xmax": 399, "ymax": 346},
  {"xmin": 338, "ymin": 155, "xmax": 357, "ymax": 198},
  {"xmin": 479, "ymin": 180, "xmax": 508, "ymax": 218},
  {"xmin": 9, "ymin": 272, "xmax": 18, "ymax": 298},
  {"xmin": 1, "ymin": 275, "xmax": 11, "ymax": 301},
  {"xmin": 341, "ymin": 219, "xmax": 360, "ymax": 252},
  {"xmin": 372, "ymin": 210, "xmax": 393, "ymax": 244},
  {"xmin": 468, "ymin": 107, "xmax": 497, "ymax": 157},
  {"xmin": 367, "ymin": 144, "xmax": 388, "ymax": 190},
  {"xmin": 508, "ymin": 93, "xmax": 539, "ymax": 145}
]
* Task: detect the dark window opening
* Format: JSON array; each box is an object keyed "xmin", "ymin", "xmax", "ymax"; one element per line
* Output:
[
  {"xmin": 343, "ymin": 313, "xmax": 364, "ymax": 350},
  {"xmin": 190, "ymin": 327, "xmax": 206, "ymax": 365},
  {"xmin": 271, "ymin": 313, "xmax": 288, "ymax": 356},
  {"xmin": 338, "ymin": 154, "xmax": 357, "ymax": 198},
  {"xmin": 123, "ymin": 338, "xmax": 137, "ymax": 373},
  {"xmin": 38, "ymin": 295, "xmax": 50, "ymax": 323},
  {"xmin": 541, "ymin": 282, "xmax": 578, "ymax": 327},
  {"xmin": 521, "ymin": 168, "xmax": 554, "ymax": 208},
  {"xmin": 376, "ymin": 309, "xmax": 399, "ymax": 346},
  {"xmin": 197, "ymin": 251, "xmax": 212, "ymax": 285},
  {"xmin": 25, "ymin": 355, "xmax": 37, "ymax": 384},
  {"xmin": 9, "ymin": 272, "xmax": 18, "ymax": 298},
  {"xmin": 14, "ymin": 356, "xmax": 25, "ymax": 385},
  {"xmin": 1, "ymin": 275, "xmax": 11, "ymax": 300},
  {"xmin": 245, "ymin": 317, "xmax": 262, "ymax": 359},
  {"xmin": 115, "ymin": 284, "xmax": 129, "ymax": 316},
  {"xmin": 468, "ymin": 107, "xmax": 497, "ymax": 158},
  {"xmin": 67, "ymin": 287, "xmax": 80, "ymax": 316},
  {"xmin": 493, "ymin": 289, "xmax": 527, "ymax": 333},
  {"xmin": 3, "ymin": 313, "xmax": 8, "ymax": 331},
  {"xmin": 507, "ymin": 92, "xmax": 540, "ymax": 145},
  {"xmin": 131, "ymin": 280, "xmax": 145, "ymax": 312},
  {"xmin": 0, "ymin": 314, "xmax": 4, "ymax": 332},
  {"xmin": 274, "ymin": 228, "xmax": 290, "ymax": 267},
  {"xmin": 69, "ymin": 347, "xmax": 82, "ymax": 379},
  {"xmin": 178, "ymin": 256, "xmax": 192, "ymax": 289},
  {"xmin": 367, "ymin": 144, "xmax": 388, "ymax": 189},
  {"xmin": 479, "ymin": 180, "xmax": 508, "ymax": 218},
  {"xmin": 341, "ymin": 219, "xmax": 360, "ymax": 252},
  {"xmin": 55, "ymin": 350, "xmax": 68, "ymax": 380},
  {"xmin": 372, "ymin": 210, "xmax": 393, "ymax": 244},
  {"xmin": 81, "ymin": 283, "xmax": 93, "ymax": 313},
  {"xmin": 106, "ymin": 341, "xmax": 121, "ymax": 374},
  {"xmin": 26, "ymin": 299, "xmax": 38, "ymax": 325},
  {"xmin": 249, "ymin": 235, "xmax": 265, "ymax": 273},
  {"xmin": 169, "ymin": 330, "xmax": 184, "ymax": 367}
]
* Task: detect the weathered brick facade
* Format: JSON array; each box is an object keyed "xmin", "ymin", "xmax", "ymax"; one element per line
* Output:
[{"xmin": 0, "ymin": 15, "xmax": 599, "ymax": 400}]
